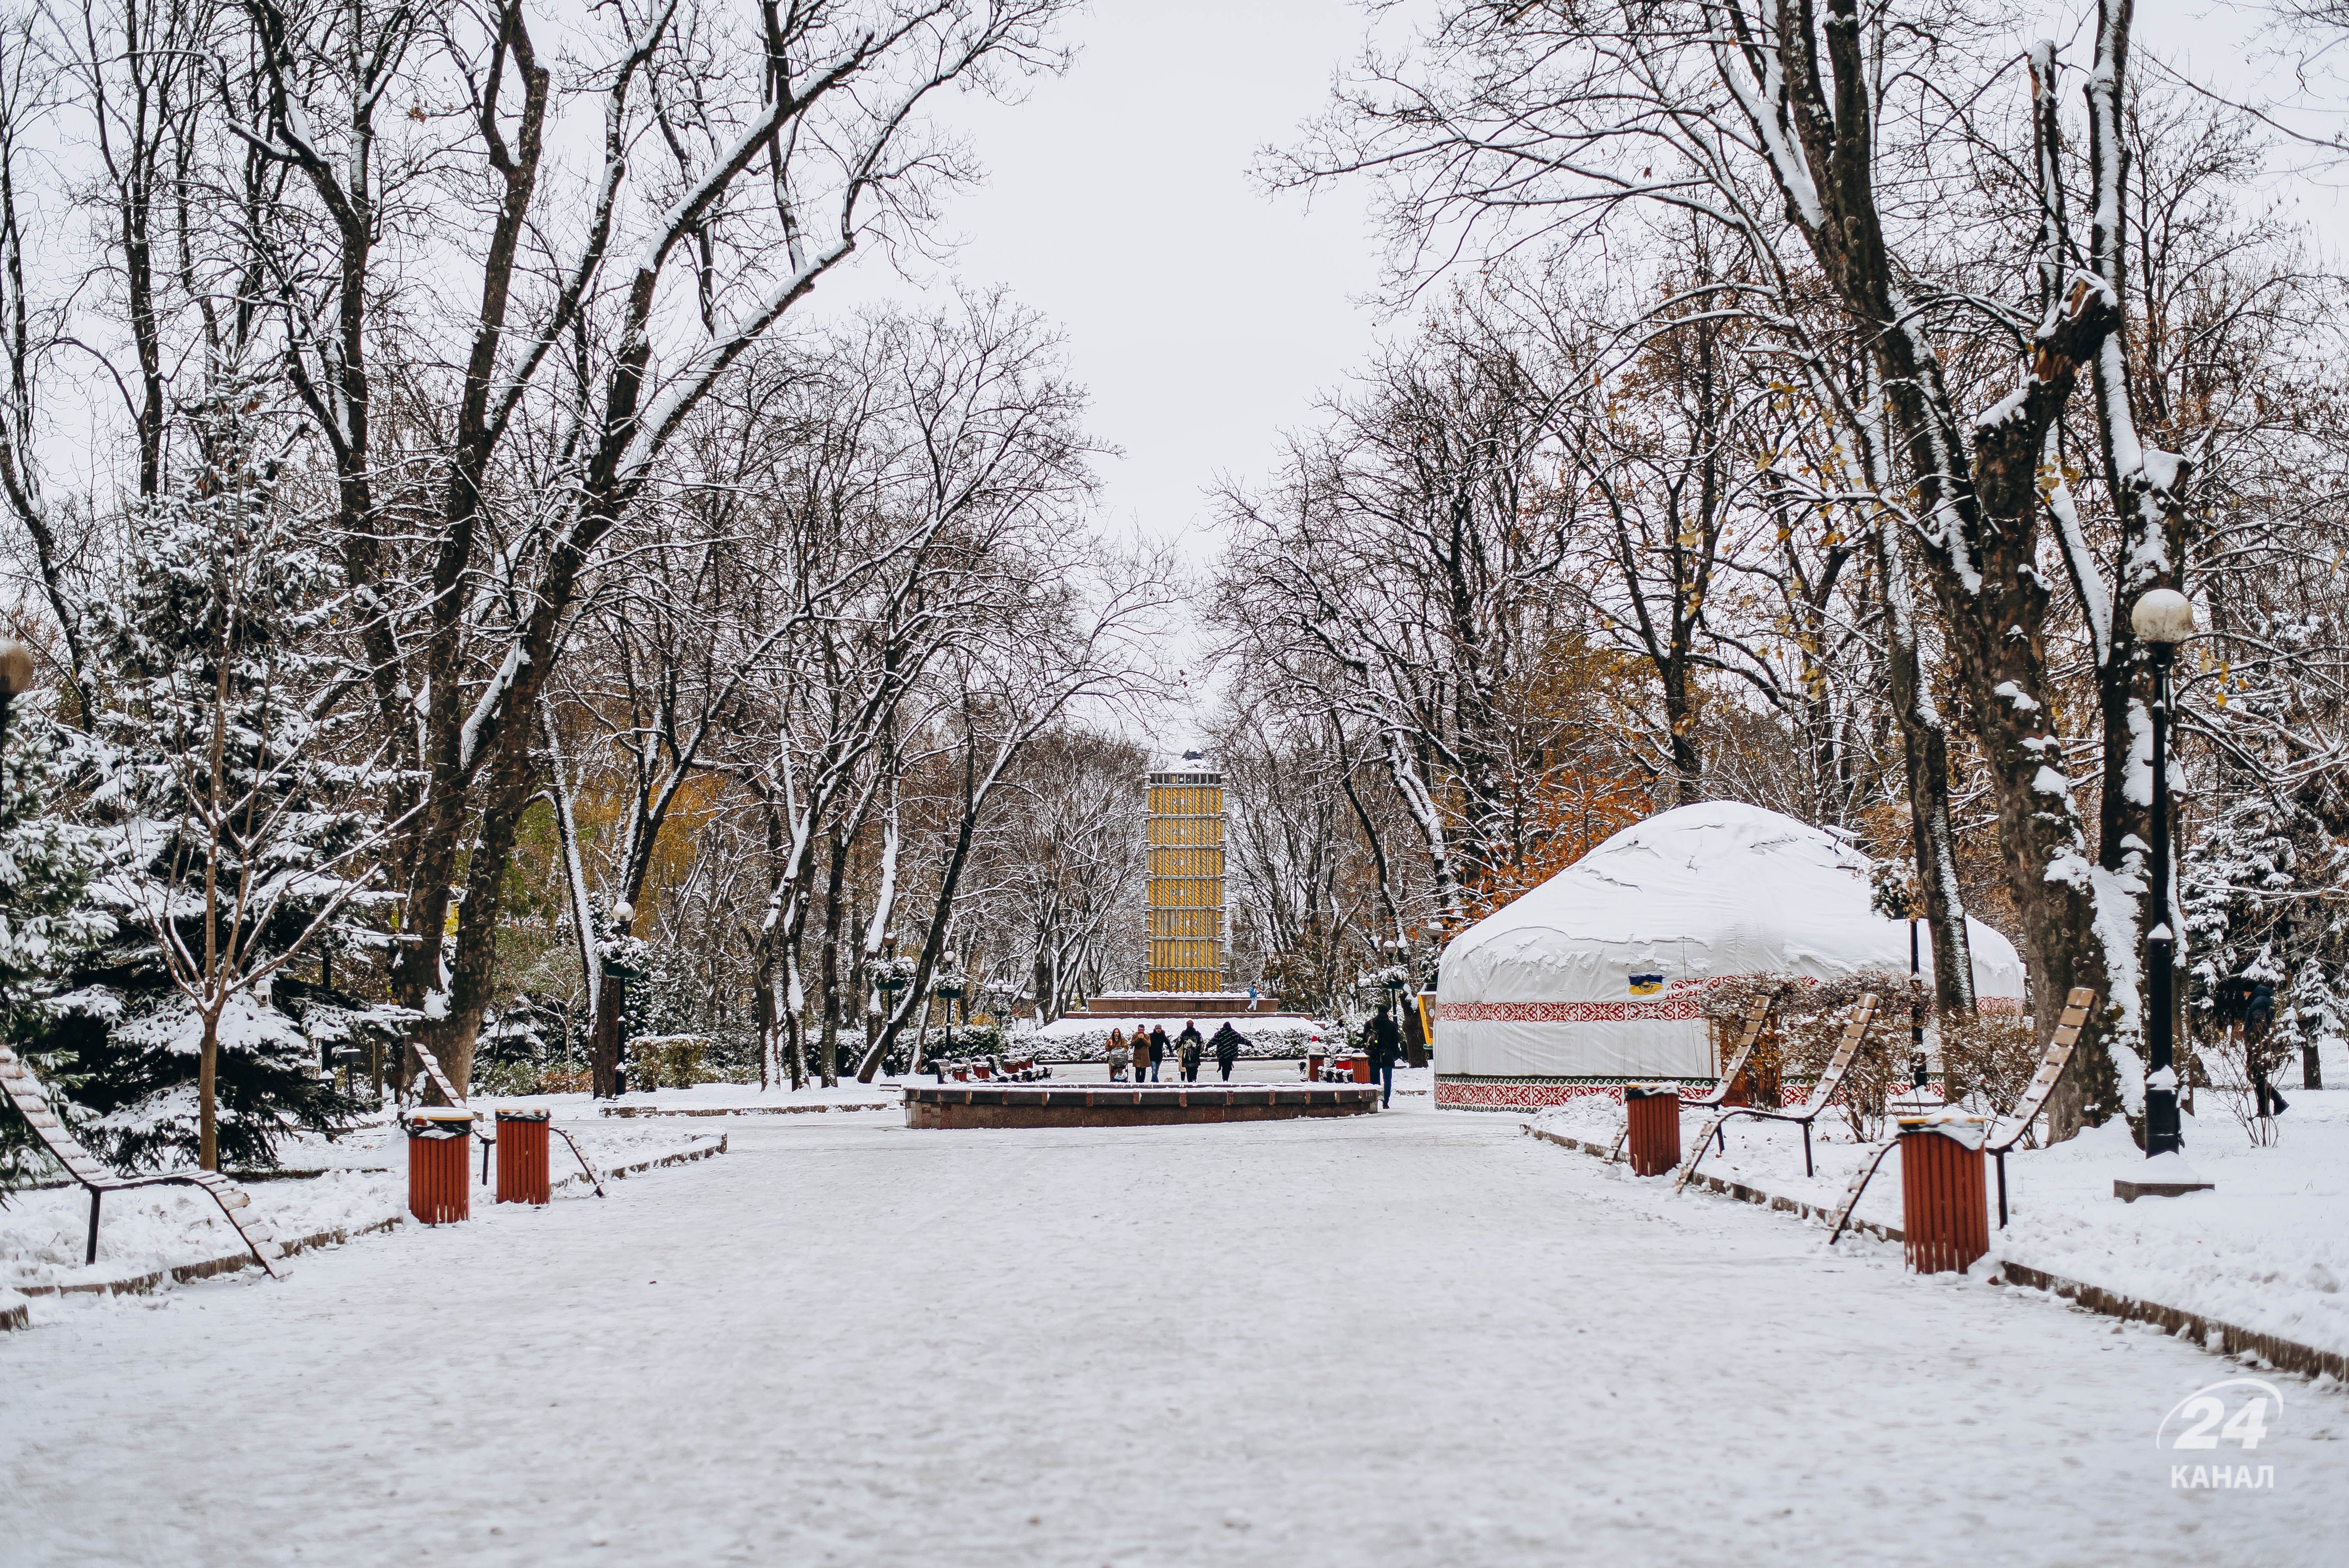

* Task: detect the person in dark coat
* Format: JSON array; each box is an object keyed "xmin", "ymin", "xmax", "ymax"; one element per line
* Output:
[
  {"xmin": 1175, "ymin": 1020, "xmax": 1205, "ymax": 1081},
  {"xmin": 1147, "ymin": 1024, "xmax": 1169, "ymax": 1081},
  {"xmin": 1369, "ymin": 1003, "xmax": 1405, "ymax": 1107},
  {"xmin": 1210, "ymin": 1022, "xmax": 1246, "ymax": 1080}
]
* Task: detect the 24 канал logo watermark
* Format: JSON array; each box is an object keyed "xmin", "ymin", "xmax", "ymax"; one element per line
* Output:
[{"xmin": 2158, "ymin": 1378, "xmax": 2285, "ymax": 1490}]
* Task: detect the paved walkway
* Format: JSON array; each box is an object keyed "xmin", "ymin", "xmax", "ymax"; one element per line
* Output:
[{"xmin": 2, "ymin": 1105, "xmax": 2340, "ymax": 1566}]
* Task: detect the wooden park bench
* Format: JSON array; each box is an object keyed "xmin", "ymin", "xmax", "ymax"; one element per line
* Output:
[
  {"xmin": 1610, "ymin": 986, "xmax": 1779, "ymax": 1164},
  {"xmin": 1824, "ymin": 986, "xmax": 2097, "ymax": 1246},
  {"xmin": 412, "ymin": 1042, "xmax": 605, "ymax": 1198},
  {"xmin": 0, "ymin": 1043, "xmax": 283, "ymax": 1275},
  {"xmin": 1985, "ymin": 986, "xmax": 2097, "ymax": 1227},
  {"xmin": 1675, "ymin": 993, "xmax": 1879, "ymax": 1190}
]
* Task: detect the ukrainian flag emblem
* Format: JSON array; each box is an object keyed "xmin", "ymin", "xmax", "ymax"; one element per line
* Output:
[{"xmin": 1628, "ymin": 973, "xmax": 1665, "ymax": 997}]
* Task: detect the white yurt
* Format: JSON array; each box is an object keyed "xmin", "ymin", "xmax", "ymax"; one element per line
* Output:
[{"xmin": 1433, "ymin": 802, "xmax": 2026, "ymax": 1111}]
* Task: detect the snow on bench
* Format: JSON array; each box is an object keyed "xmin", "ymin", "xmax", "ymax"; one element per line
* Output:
[
  {"xmin": 1985, "ymin": 986, "xmax": 2098, "ymax": 1225},
  {"xmin": 1825, "ymin": 986, "xmax": 2098, "ymax": 1246},
  {"xmin": 1610, "ymin": 986, "xmax": 1779, "ymax": 1164},
  {"xmin": 1676, "ymin": 993, "xmax": 1880, "ymax": 1189},
  {"xmin": 0, "ymin": 1043, "xmax": 283, "ymax": 1277}
]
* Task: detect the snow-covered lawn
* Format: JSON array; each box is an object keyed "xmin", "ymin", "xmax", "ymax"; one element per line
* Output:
[
  {"xmin": 515, "ymin": 1079, "xmax": 906, "ymax": 1115},
  {"xmin": 0, "ymin": 1115, "xmax": 721, "ymax": 1292},
  {"xmin": 1529, "ymin": 1088, "xmax": 2349, "ymax": 1360},
  {"xmin": 2, "ymin": 1098, "xmax": 2343, "ymax": 1566}
]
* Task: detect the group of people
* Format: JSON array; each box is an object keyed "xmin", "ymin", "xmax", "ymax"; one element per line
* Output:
[
  {"xmin": 1106, "ymin": 1020, "xmax": 1249, "ymax": 1083},
  {"xmin": 1103, "ymin": 1005, "xmax": 1410, "ymax": 1105}
]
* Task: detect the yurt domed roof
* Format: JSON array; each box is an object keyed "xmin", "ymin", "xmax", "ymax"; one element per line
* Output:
[{"xmin": 1433, "ymin": 802, "xmax": 2025, "ymax": 1108}]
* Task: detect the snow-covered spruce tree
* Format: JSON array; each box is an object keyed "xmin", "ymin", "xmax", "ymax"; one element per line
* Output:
[
  {"xmin": 2182, "ymin": 791, "xmax": 2348, "ymax": 1097},
  {"xmin": 64, "ymin": 376, "xmax": 391, "ymax": 1171},
  {"xmin": 0, "ymin": 708, "xmax": 115, "ymax": 1192}
]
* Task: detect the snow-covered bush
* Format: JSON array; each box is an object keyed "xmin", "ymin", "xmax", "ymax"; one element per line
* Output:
[
  {"xmin": 1935, "ymin": 1011, "xmax": 2045, "ymax": 1125},
  {"xmin": 473, "ymin": 995, "xmax": 584, "ymax": 1096},
  {"xmin": 1027, "ymin": 1016, "xmax": 1336, "ymax": 1062},
  {"xmin": 1715, "ymin": 969, "xmax": 1922, "ymax": 1141},
  {"xmin": 941, "ymin": 1021, "xmax": 1005, "ymax": 1058},
  {"xmin": 628, "ymin": 1034, "xmax": 706, "ymax": 1092}
]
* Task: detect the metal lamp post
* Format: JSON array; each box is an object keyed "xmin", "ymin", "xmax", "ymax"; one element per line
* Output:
[
  {"xmin": 1876, "ymin": 872, "xmax": 1930, "ymax": 1105},
  {"xmin": 593, "ymin": 900, "xmax": 641, "ymax": 1099},
  {"xmin": 935, "ymin": 950, "xmax": 963, "ymax": 1075},
  {"xmin": 1909, "ymin": 916, "xmax": 1930, "ymax": 1095},
  {"xmin": 2123, "ymin": 588, "xmax": 2211, "ymax": 1197}
]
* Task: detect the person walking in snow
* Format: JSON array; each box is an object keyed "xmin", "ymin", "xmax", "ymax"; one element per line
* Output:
[
  {"xmin": 1106, "ymin": 1028, "xmax": 1128, "ymax": 1082},
  {"xmin": 1176, "ymin": 1020, "xmax": 1204, "ymax": 1081},
  {"xmin": 1210, "ymin": 1022, "xmax": 1245, "ymax": 1081},
  {"xmin": 1369, "ymin": 1003, "xmax": 1404, "ymax": 1108},
  {"xmin": 1146, "ymin": 1025, "xmax": 1168, "ymax": 1082},
  {"xmin": 1133, "ymin": 1030, "xmax": 1152, "ymax": 1083}
]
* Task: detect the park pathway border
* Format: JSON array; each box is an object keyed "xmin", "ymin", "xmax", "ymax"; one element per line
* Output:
[
  {"xmin": 3, "ymin": 1133, "xmax": 728, "ymax": 1326},
  {"xmin": 600, "ymin": 1102, "xmax": 893, "ymax": 1117},
  {"xmin": 1522, "ymin": 1121, "xmax": 2347, "ymax": 1383}
]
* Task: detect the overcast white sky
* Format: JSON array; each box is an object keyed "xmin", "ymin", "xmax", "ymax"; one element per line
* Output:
[
  {"xmin": 802, "ymin": 0, "xmax": 2349, "ymax": 746},
  {"xmin": 814, "ymin": 1, "xmax": 1392, "ymax": 579},
  {"xmin": 811, "ymin": 0, "xmax": 2349, "ymax": 582}
]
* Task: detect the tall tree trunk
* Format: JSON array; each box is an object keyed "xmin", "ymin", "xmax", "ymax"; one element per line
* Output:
[
  {"xmin": 1876, "ymin": 500, "xmax": 1974, "ymax": 1015},
  {"xmin": 817, "ymin": 826, "xmax": 847, "ymax": 1088},
  {"xmin": 1763, "ymin": 0, "xmax": 2127, "ymax": 1136},
  {"xmin": 750, "ymin": 952, "xmax": 776, "ymax": 1094},
  {"xmin": 198, "ymin": 1013, "xmax": 219, "ymax": 1172}
]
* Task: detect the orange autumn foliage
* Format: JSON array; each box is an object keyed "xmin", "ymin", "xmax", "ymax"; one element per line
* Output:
[{"xmin": 1467, "ymin": 768, "xmax": 1651, "ymax": 919}]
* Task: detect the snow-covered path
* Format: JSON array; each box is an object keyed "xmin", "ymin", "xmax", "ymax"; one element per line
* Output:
[{"xmin": 3, "ymin": 1105, "xmax": 2341, "ymax": 1567}]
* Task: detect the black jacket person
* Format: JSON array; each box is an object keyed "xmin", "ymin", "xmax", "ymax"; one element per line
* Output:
[
  {"xmin": 1210, "ymin": 1022, "xmax": 1246, "ymax": 1081},
  {"xmin": 1369, "ymin": 1006, "xmax": 1405, "ymax": 1106}
]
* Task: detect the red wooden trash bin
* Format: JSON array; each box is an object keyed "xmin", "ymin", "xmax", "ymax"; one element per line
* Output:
[
  {"xmin": 1306, "ymin": 1052, "xmax": 1326, "ymax": 1081},
  {"xmin": 1623, "ymin": 1084, "xmax": 1683, "ymax": 1176},
  {"xmin": 1349, "ymin": 1055, "xmax": 1373, "ymax": 1084},
  {"xmin": 407, "ymin": 1109, "xmax": 475, "ymax": 1225},
  {"xmin": 1899, "ymin": 1114, "xmax": 1989, "ymax": 1274},
  {"xmin": 496, "ymin": 1109, "xmax": 551, "ymax": 1205}
]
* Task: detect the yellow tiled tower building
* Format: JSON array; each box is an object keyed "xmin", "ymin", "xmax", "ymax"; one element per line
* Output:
[{"xmin": 1146, "ymin": 762, "xmax": 1224, "ymax": 993}]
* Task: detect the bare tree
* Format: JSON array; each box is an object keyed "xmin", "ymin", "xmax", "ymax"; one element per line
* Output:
[{"xmin": 1276, "ymin": 0, "xmax": 2226, "ymax": 1136}]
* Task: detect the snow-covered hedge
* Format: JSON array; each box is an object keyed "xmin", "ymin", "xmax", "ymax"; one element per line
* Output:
[{"xmin": 1025, "ymin": 1016, "xmax": 1340, "ymax": 1061}]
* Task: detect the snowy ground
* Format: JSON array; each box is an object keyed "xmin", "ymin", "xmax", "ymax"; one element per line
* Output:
[
  {"xmin": 1529, "ymin": 1088, "xmax": 2349, "ymax": 1359},
  {"xmin": 515, "ymin": 1079, "xmax": 904, "ymax": 1115},
  {"xmin": 0, "ymin": 1115, "xmax": 721, "ymax": 1292},
  {"xmin": 3, "ymin": 1090, "xmax": 2343, "ymax": 1566}
]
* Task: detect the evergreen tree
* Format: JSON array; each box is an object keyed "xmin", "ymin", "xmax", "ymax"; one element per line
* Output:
[
  {"xmin": 56, "ymin": 374, "xmax": 391, "ymax": 1171},
  {"xmin": 2182, "ymin": 790, "xmax": 2349, "ymax": 1098},
  {"xmin": 0, "ymin": 709, "xmax": 115, "ymax": 1191}
]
